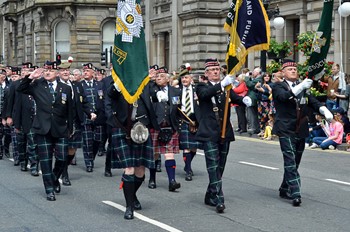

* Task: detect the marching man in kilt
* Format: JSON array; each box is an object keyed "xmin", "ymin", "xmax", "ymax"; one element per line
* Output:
[
  {"xmin": 178, "ymin": 72, "xmax": 202, "ymax": 181},
  {"xmin": 106, "ymin": 80, "xmax": 158, "ymax": 220},
  {"xmin": 148, "ymin": 67, "xmax": 182, "ymax": 191}
]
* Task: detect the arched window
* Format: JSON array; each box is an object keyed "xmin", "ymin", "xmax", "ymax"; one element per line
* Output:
[
  {"xmin": 54, "ymin": 21, "xmax": 70, "ymax": 57},
  {"xmin": 102, "ymin": 21, "xmax": 115, "ymax": 64}
]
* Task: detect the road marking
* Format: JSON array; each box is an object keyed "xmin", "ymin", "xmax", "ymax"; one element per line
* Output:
[
  {"xmin": 325, "ymin": 179, "xmax": 350, "ymax": 186},
  {"xmin": 238, "ymin": 161, "xmax": 279, "ymax": 170},
  {"xmin": 103, "ymin": 201, "xmax": 183, "ymax": 232},
  {"xmin": 197, "ymin": 152, "xmax": 204, "ymax": 156}
]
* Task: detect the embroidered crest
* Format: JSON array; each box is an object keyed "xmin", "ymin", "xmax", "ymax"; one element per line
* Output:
[
  {"xmin": 311, "ymin": 31, "xmax": 327, "ymax": 54},
  {"xmin": 116, "ymin": 0, "xmax": 143, "ymax": 43}
]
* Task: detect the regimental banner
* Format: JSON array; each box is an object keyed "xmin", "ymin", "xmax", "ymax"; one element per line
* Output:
[
  {"xmin": 225, "ymin": 0, "xmax": 270, "ymax": 75},
  {"xmin": 112, "ymin": 0, "xmax": 149, "ymax": 104},
  {"xmin": 308, "ymin": 0, "xmax": 334, "ymax": 80}
]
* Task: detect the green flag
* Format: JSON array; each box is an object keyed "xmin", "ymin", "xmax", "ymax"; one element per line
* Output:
[
  {"xmin": 308, "ymin": 0, "xmax": 333, "ymax": 80},
  {"xmin": 112, "ymin": 0, "xmax": 149, "ymax": 104}
]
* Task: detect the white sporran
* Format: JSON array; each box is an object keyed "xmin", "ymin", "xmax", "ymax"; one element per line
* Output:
[{"xmin": 130, "ymin": 122, "xmax": 149, "ymax": 144}]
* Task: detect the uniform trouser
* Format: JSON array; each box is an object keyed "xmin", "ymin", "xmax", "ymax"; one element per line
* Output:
[
  {"xmin": 203, "ymin": 141, "xmax": 230, "ymax": 205},
  {"xmin": 279, "ymin": 137, "xmax": 304, "ymax": 199},
  {"xmin": 82, "ymin": 124, "xmax": 104, "ymax": 168},
  {"xmin": 17, "ymin": 129, "xmax": 38, "ymax": 166},
  {"xmin": 247, "ymin": 105, "xmax": 259, "ymax": 132},
  {"xmin": 36, "ymin": 134, "xmax": 68, "ymax": 194}
]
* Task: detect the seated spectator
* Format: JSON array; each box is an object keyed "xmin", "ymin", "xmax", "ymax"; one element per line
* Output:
[
  {"xmin": 334, "ymin": 107, "xmax": 350, "ymax": 135},
  {"xmin": 306, "ymin": 113, "xmax": 327, "ymax": 146},
  {"xmin": 262, "ymin": 114, "xmax": 274, "ymax": 140},
  {"xmin": 310, "ymin": 111, "xmax": 344, "ymax": 150}
]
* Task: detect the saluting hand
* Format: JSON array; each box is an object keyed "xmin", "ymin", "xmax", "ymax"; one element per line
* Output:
[{"xmin": 29, "ymin": 68, "xmax": 44, "ymax": 79}]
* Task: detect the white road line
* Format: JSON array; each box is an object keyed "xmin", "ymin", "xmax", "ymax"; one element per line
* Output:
[
  {"xmin": 325, "ymin": 179, "xmax": 350, "ymax": 186},
  {"xmin": 103, "ymin": 201, "xmax": 183, "ymax": 232},
  {"xmin": 196, "ymin": 152, "xmax": 205, "ymax": 156},
  {"xmin": 238, "ymin": 161, "xmax": 279, "ymax": 170}
]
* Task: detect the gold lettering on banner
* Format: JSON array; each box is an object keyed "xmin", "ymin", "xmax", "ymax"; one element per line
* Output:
[{"xmin": 114, "ymin": 46, "xmax": 128, "ymax": 65}]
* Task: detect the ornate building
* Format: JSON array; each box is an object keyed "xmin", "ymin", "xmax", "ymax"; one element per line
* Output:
[{"xmin": 0, "ymin": 0, "xmax": 349, "ymax": 73}]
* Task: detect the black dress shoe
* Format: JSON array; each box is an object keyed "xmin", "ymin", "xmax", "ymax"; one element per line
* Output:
[
  {"xmin": 148, "ymin": 180, "xmax": 156, "ymax": 189},
  {"xmin": 279, "ymin": 190, "xmax": 292, "ymax": 199},
  {"xmin": 134, "ymin": 198, "xmax": 142, "ymax": 210},
  {"xmin": 54, "ymin": 180, "xmax": 61, "ymax": 193},
  {"xmin": 20, "ymin": 162, "xmax": 28, "ymax": 171},
  {"xmin": 124, "ymin": 206, "xmax": 134, "ymax": 220},
  {"xmin": 31, "ymin": 169, "xmax": 39, "ymax": 177},
  {"xmin": 86, "ymin": 167, "xmax": 93, "ymax": 172},
  {"xmin": 239, "ymin": 130, "xmax": 247, "ymax": 134},
  {"xmin": 14, "ymin": 160, "xmax": 20, "ymax": 166},
  {"xmin": 292, "ymin": 197, "xmax": 302, "ymax": 207},
  {"xmin": 62, "ymin": 176, "xmax": 71, "ymax": 186},
  {"xmin": 104, "ymin": 170, "xmax": 112, "ymax": 177},
  {"xmin": 168, "ymin": 180, "xmax": 181, "ymax": 192},
  {"xmin": 46, "ymin": 192, "xmax": 56, "ymax": 201},
  {"xmin": 216, "ymin": 203, "xmax": 226, "ymax": 213},
  {"xmin": 235, "ymin": 128, "xmax": 241, "ymax": 132},
  {"xmin": 185, "ymin": 173, "xmax": 192, "ymax": 181}
]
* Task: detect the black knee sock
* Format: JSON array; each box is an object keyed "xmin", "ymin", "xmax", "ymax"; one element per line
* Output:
[
  {"xmin": 190, "ymin": 151, "xmax": 196, "ymax": 161},
  {"xmin": 122, "ymin": 174, "xmax": 135, "ymax": 208},
  {"xmin": 134, "ymin": 175, "xmax": 145, "ymax": 198},
  {"xmin": 165, "ymin": 159, "xmax": 176, "ymax": 183},
  {"xmin": 149, "ymin": 168, "xmax": 156, "ymax": 182},
  {"xmin": 183, "ymin": 152, "xmax": 192, "ymax": 174}
]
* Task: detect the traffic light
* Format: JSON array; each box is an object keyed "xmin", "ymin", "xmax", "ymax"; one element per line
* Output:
[
  {"xmin": 56, "ymin": 53, "xmax": 61, "ymax": 65},
  {"xmin": 101, "ymin": 48, "xmax": 108, "ymax": 67}
]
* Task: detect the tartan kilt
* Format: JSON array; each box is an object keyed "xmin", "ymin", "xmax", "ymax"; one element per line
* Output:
[
  {"xmin": 82, "ymin": 124, "xmax": 105, "ymax": 142},
  {"xmin": 150, "ymin": 128, "xmax": 179, "ymax": 154},
  {"xmin": 68, "ymin": 125, "xmax": 82, "ymax": 149},
  {"xmin": 110, "ymin": 128, "xmax": 154, "ymax": 169},
  {"xmin": 179, "ymin": 123, "xmax": 203, "ymax": 150}
]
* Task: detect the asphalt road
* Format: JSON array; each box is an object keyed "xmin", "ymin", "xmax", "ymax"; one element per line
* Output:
[{"xmin": 1, "ymin": 135, "xmax": 350, "ymax": 232}]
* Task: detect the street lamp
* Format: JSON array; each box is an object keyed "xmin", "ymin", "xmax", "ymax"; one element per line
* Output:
[
  {"xmin": 260, "ymin": 0, "xmax": 285, "ymax": 73},
  {"xmin": 339, "ymin": 1, "xmax": 350, "ymax": 17}
]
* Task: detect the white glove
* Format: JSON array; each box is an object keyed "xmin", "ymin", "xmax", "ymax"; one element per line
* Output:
[
  {"xmin": 220, "ymin": 75, "xmax": 234, "ymax": 88},
  {"xmin": 292, "ymin": 79, "xmax": 313, "ymax": 96},
  {"xmin": 242, "ymin": 96, "xmax": 252, "ymax": 107},
  {"xmin": 156, "ymin": 91, "xmax": 168, "ymax": 102},
  {"xmin": 319, "ymin": 106, "xmax": 333, "ymax": 121},
  {"xmin": 113, "ymin": 83, "xmax": 121, "ymax": 92}
]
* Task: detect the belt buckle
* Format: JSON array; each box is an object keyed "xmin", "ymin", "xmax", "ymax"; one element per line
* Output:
[{"xmin": 213, "ymin": 107, "xmax": 219, "ymax": 112}]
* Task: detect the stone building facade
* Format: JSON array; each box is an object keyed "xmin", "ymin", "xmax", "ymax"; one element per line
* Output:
[{"xmin": 0, "ymin": 0, "xmax": 349, "ymax": 73}]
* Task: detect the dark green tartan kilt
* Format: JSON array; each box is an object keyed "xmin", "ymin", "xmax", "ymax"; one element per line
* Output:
[
  {"xmin": 179, "ymin": 123, "xmax": 203, "ymax": 150},
  {"xmin": 110, "ymin": 127, "xmax": 155, "ymax": 169},
  {"xmin": 68, "ymin": 126, "xmax": 82, "ymax": 149}
]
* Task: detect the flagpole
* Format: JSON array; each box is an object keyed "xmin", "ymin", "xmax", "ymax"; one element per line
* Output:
[{"xmin": 221, "ymin": 86, "xmax": 232, "ymax": 141}]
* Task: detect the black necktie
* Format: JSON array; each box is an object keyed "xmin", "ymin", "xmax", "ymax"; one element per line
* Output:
[{"xmin": 87, "ymin": 81, "xmax": 92, "ymax": 88}]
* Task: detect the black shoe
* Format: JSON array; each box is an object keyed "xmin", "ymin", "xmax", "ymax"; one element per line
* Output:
[
  {"xmin": 239, "ymin": 130, "xmax": 247, "ymax": 134},
  {"xmin": 62, "ymin": 176, "xmax": 71, "ymax": 186},
  {"xmin": 54, "ymin": 180, "xmax": 61, "ymax": 193},
  {"xmin": 104, "ymin": 170, "xmax": 112, "ymax": 177},
  {"xmin": 216, "ymin": 203, "xmax": 226, "ymax": 213},
  {"xmin": 86, "ymin": 167, "xmax": 93, "ymax": 172},
  {"xmin": 14, "ymin": 160, "xmax": 20, "ymax": 166},
  {"xmin": 183, "ymin": 167, "xmax": 194, "ymax": 176},
  {"xmin": 20, "ymin": 162, "xmax": 28, "ymax": 171},
  {"xmin": 168, "ymin": 180, "xmax": 181, "ymax": 192},
  {"xmin": 0, "ymin": 155, "xmax": 2, "ymax": 160},
  {"xmin": 148, "ymin": 180, "xmax": 156, "ymax": 189},
  {"xmin": 185, "ymin": 173, "xmax": 192, "ymax": 181},
  {"xmin": 292, "ymin": 197, "xmax": 302, "ymax": 207},
  {"xmin": 279, "ymin": 190, "xmax": 292, "ymax": 199},
  {"xmin": 134, "ymin": 198, "xmax": 142, "ymax": 210},
  {"xmin": 31, "ymin": 169, "xmax": 39, "ymax": 177},
  {"xmin": 124, "ymin": 206, "xmax": 134, "ymax": 220},
  {"xmin": 46, "ymin": 192, "xmax": 56, "ymax": 201},
  {"xmin": 204, "ymin": 193, "xmax": 217, "ymax": 207},
  {"xmin": 97, "ymin": 151, "xmax": 106, "ymax": 157}
]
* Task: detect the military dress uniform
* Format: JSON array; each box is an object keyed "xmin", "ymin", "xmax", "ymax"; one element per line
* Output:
[
  {"xmin": 106, "ymin": 80, "xmax": 157, "ymax": 220},
  {"xmin": 178, "ymin": 82, "xmax": 202, "ymax": 181},
  {"xmin": 0, "ymin": 69, "xmax": 10, "ymax": 160},
  {"xmin": 196, "ymin": 58, "xmax": 248, "ymax": 213},
  {"xmin": 149, "ymin": 67, "xmax": 182, "ymax": 191},
  {"xmin": 81, "ymin": 63, "xmax": 106, "ymax": 172},
  {"xmin": 17, "ymin": 61, "xmax": 74, "ymax": 201}
]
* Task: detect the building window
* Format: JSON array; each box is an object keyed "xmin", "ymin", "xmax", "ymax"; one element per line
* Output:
[
  {"xmin": 54, "ymin": 21, "xmax": 70, "ymax": 56},
  {"xmin": 102, "ymin": 20, "xmax": 115, "ymax": 64}
]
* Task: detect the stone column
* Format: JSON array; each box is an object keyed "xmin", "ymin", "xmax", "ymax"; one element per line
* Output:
[
  {"xmin": 157, "ymin": 32, "xmax": 165, "ymax": 67},
  {"xmin": 298, "ymin": 14, "xmax": 307, "ymax": 63}
]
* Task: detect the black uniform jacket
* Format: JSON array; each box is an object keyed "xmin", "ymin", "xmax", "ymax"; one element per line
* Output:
[
  {"xmin": 71, "ymin": 81, "xmax": 94, "ymax": 125},
  {"xmin": 195, "ymin": 82, "xmax": 244, "ymax": 143},
  {"xmin": 17, "ymin": 77, "xmax": 74, "ymax": 138},
  {"xmin": 150, "ymin": 83, "xmax": 181, "ymax": 132},
  {"xmin": 81, "ymin": 80, "xmax": 106, "ymax": 125},
  {"xmin": 272, "ymin": 80, "xmax": 322, "ymax": 138},
  {"xmin": 105, "ymin": 81, "xmax": 158, "ymax": 130},
  {"xmin": 13, "ymin": 93, "xmax": 35, "ymax": 134}
]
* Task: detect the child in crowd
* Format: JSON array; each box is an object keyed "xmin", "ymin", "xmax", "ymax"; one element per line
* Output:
[{"xmin": 262, "ymin": 114, "xmax": 274, "ymax": 140}]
